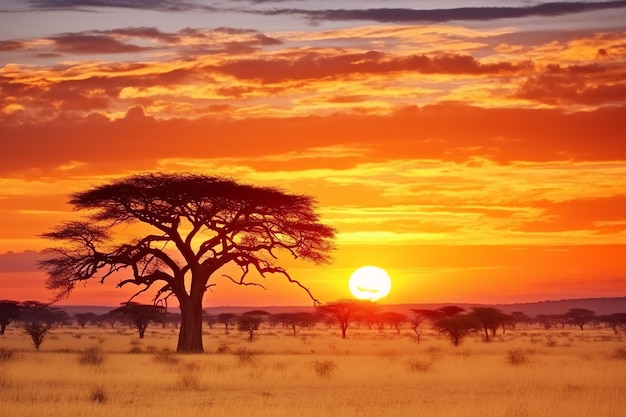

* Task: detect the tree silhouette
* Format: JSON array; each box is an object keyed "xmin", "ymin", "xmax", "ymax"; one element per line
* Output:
[
  {"xmin": 216, "ymin": 313, "xmax": 238, "ymax": 333},
  {"xmin": 317, "ymin": 299, "xmax": 375, "ymax": 339},
  {"xmin": 565, "ymin": 308, "xmax": 596, "ymax": 330},
  {"xmin": 39, "ymin": 173, "xmax": 335, "ymax": 353},
  {"xmin": 74, "ymin": 312, "xmax": 97, "ymax": 329},
  {"xmin": 379, "ymin": 311, "xmax": 406, "ymax": 335},
  {"xmin": 408, "ymin": 308, "xmax": 440, "ymax": 343},
  {"xmin": 438, "ymin": 305, "xmax": 465, "ymax": 317},
  {"xmin": 603, "ymin": 313, "xmax": 626, "ymax": 334},
  {"xmin": 21, "ymin": 301, "xmax": 58, "ymax": 351},
  {"xmin": 109, "ymin": 302, "xmax": 165, "ymax": 339},
  {"xmin": 270, "ymin": 312, "xmax": 318, "ymax": 336},
  {"xmin": 434, "ymin": 314, "xmax": 478, "ymax": 346},
  {"xmin": 237, "ymin": 310, "xmax": 270, "ymax": 341},
  {"xmin": 0, "ymin": 300, "xmax": 21, "ymax": 335},
  {"xmin": 470, "ymin": 307, "xmax": 509, "ymax": 342}
]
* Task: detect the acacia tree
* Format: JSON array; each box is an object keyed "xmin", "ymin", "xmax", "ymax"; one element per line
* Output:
[
  {"xmin": 237, "ymin": 310, "xmax": 270, "ymax": 341},
  {"xmin": 110, "ymin": 302, "xmax": 166, "ymax": 339},
  {"xmin": 408, "ymin": 308, "xmax": 440, "ymax": 343},
  {"xmin": 317, "ymin": 299, "xmax": 375, "ymax": 339},
  {"xmin": 39, "ymin": 173, "xmax": 335, "ymax": 353},
  {"xmin": 74, "ymin": 312, "xmax": 97, "ymax": 329},
  {"xmin": 565, "ymin": 308, "xmax": 596, "ymax": 330},
  {"xmin": 379, "ymin": 311, "xmax": 406, "ymax": 335},
  {"xmin": 434, "ymin": 314, "xmax": 479, "ymax": 346},
  {"xmin": 216, "ymin": 312, "xmax": 238, "ymax": 333},
  {"xmin": 0, "ymin": 300, "xmax": 21, "ymax": 335},
  {"xmin": 21, "ymin": 301, "xmax": 58, "ymax": 351},
  {"xmin": 470, "ymin": 307, "xmax": 509, "ymax": 342}
]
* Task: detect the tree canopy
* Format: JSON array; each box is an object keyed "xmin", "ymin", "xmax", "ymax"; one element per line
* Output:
[{"xmin": 39, "ymin": 173, "xmax": 335, "ymax": 352}]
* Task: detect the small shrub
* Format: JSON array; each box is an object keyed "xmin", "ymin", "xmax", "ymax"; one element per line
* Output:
[
  {"xmin": 507, "ymin": 348, "xmax": 530, "ymax": 365},
  {"xmin": 234, "ymin": 347, "xmax": 258, "ymax": 365},
  {"xmin": 90, "ymin": 387, "xmax": 107, "ymax": 403},
  {"xmin": 153, "ymin": 348, "xmax": 179, "ymax": 365},
  {"xmin": 612, "ymin": 346, "xmax": 626, "ymax": 360},
  {"xmin": 0, "ymin": 348, "xmax": 16, "ymax": 364},
  {"xmin": 312, "ymin": 359, "xmax": 337, "ymax": 378},
  {"xmin": 178, "ymin": 362, "xmax": 202, "ymax": 391},
  {"xmin": 407, "ymin": 359, "xmax": 433, "ymax": 373},
  {"xmin": 79, "ymin": 346, "xmax": 106, "ymax": 366},
  {"xmin": 216, "ymin": 342, "xmax": 230, "ymax": 354},
  {"xmin": 129, "ymin": 346, "xmax": 143, "ymax": 354}
]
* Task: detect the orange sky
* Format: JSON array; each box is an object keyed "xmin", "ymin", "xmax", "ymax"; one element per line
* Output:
[{"xmin": 1, "ymin": 1, "xmax": 626, "ymax": 307}]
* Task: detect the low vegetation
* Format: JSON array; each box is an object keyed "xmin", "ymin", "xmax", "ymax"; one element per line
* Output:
[{"xmin": 0, "ymin": 323, "xmax": 625, "ymax": 417}]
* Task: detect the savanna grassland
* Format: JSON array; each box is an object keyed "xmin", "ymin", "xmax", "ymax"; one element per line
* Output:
[{"xmin": 1, "ymin": 324, "xmax": 625, "ymax": 417}]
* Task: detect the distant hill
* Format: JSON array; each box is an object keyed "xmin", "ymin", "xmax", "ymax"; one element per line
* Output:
[
  {"xmin": 389, "ymin": 297, "xmax": 626, "ymax": 316},
  {"xmin": 58, "ymin": 296, "xmax": 626, "ymax": 317}
]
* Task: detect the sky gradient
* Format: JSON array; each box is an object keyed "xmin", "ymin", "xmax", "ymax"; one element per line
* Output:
[{"xmin": 1, "ymin": 0, "xmax": 625, "ymax": 307}]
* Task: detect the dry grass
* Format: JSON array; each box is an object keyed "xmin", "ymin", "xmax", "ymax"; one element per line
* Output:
[{"xmin": 0, "ymin": 325, "xmax": 625, "ymax": 417}]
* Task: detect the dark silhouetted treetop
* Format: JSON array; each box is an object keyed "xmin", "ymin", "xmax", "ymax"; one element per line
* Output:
[
  {"xmin": 38, "ymin": 172, "xmax": 336, "ymax": 353},
  {"xmin": 0, "ymin": 300, "xmax": 22, "ymax": 335}
]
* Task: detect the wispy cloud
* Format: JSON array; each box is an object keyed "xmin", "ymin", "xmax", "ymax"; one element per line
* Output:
[
  {"xmin": 255, "ymin": 1, "xmax": 626, "ymax": 24},
  {"xmin": 27, "ymin": 0, "xmax": 205, "ymax": 12}
]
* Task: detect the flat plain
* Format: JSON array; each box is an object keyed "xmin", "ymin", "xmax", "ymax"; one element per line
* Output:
[{"xmin": 1, "ymin": 324, "xmax": 625, "ymax": 417}]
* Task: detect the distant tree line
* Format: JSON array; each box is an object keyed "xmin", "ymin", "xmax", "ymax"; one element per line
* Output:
[{"xmin": 2, "ymin": 298, "xmax": 626, "ymax": 350}]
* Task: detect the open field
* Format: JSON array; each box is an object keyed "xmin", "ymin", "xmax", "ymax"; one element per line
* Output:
[{"xmin": 1, "ymin": 325, "xmax": 625, "ymax": 417}]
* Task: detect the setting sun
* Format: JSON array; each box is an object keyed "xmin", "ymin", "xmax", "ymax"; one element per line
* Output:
[{"xmin": 348, "ymin": 266, "xmax": 392, "ymax": 301}]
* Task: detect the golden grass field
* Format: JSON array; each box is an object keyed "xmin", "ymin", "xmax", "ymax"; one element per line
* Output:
[{"xmin": 1, "ymin": 323, "xmax": 625, "ymax": 417}]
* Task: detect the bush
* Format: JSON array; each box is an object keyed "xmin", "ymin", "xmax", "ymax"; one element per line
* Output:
[
  {"xmin": 178, "ymin": 362, "xmax": 202, "ymax": 391},
  {"xmin": 612, "ymin": 346, "xmax": 626, "ymax": 360},
  {"xmin": 0, "ymin": 348, "xmax": 16, "ymax": 364},
  {"xmin": 153, "ymin": 349, "xmax": 180, "ymax": 365},
  {"xmin": 234, "ymin": 347, "xmax": 258, "ymax": 365},
  {"xmin": 153, "ymin": 348, "xmax": 179, "ymax": 365},
  {"xmin": 216, "ymin": 342, "xmax": 230, "ymax": 354},
  {"xmin": 312, "ymin": 359, "xmax": 337, "ymax": 378},
  {"xmin": 407, "ymin": 359, "xmax": 433, "ymax": 373},
  {"xmin": 90, "ymin": 387, "xmax": 107, "ymax": 403},
  {"xmin": 78, "ymin": 346, "xmax": 105, "ymax": 366},
  {"xmin": 507, "ymin": 348, "xmax": 530, "ymax": 365}
]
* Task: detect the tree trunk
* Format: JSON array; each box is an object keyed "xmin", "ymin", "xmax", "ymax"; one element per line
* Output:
[
  {"xmin": 0, "ymin": 323, "xmax": 6, "ymax": 335},
  {"xmin": 177, "ymin": 297, "xmax": 204, "ymax": 353}
]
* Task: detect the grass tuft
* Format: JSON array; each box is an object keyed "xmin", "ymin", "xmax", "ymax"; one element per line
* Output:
[
  {"xmin": 312, "ymin": 359, "xmax": 337, "ymax": 378},
  {"xmin": 89, "ymin": 387, "xmax": 107, "ymax": 404},
  {"xmin": 178, "ymin": 362, "xmax": 202, "ymax": 391},
  {"xmin": 507, "ymin": 348, "xmax": 530, "ymax": 365},
  {"xmin": 234, "ymin": 347, "xmax": 259, "ymax": 365},
  {"xmin": 153, "ymin": 348, "xmax": 180, "ymax": 365},
  {"xmin": 612, "ymin": 346, "xmax": 626, "ymax": 360},
  {"xmin": 78, "ymin": 346, "xmax": 106, "ymax": 366},
  {"xmin": 0, "ymin": 347, "xmax": 16, "ymax": 364},
  {"xmin": 407, "ymin": 359, "xmax": 433, "ymax": 373},
  {"xmin": 216, "ymin": 342, "xmax": 230, "ymax": 354}
]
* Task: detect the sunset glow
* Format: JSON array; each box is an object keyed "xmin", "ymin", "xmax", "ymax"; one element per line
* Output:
[
  {"xmin": 349, "ymin": 266, "xmax": 392, "ymax": 301},
  {"xmin": 1, "ymin": 0, "xmax": 625, "ymax": 306}
]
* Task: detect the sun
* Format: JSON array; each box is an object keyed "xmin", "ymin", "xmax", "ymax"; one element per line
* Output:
[{"xmin": 348, "ymin": 266, "xmax": 392, "ymax": 301}]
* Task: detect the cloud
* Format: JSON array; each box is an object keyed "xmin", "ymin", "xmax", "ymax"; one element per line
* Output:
[
  {"xmin": 27, "ymin": 0, "xmax": 204, "ymax": 12},
  {"xmin": 1, "ymin": 103, "xmax": 625, "ymax": 177},
  {"xmin": 515, "ymin": 69, "xmax": 626, "ymax": 105},
  {"xmin": 256, "ymin": 1, "xmax": 626, "ymax": 24},
  {"xmin": 0, "ymin": 250, "xmax": 42, "ymax": 273},
  {"xmin": 213, "ymin": 50, "xmax": 534, "ymax": 83},
  {"xmin": 520, "ymin": 195, "xmax": 626, "ymax": 233},
  {"xmin": 48, "ymin": 33, "xmax": 149, "ymax": 54}
]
